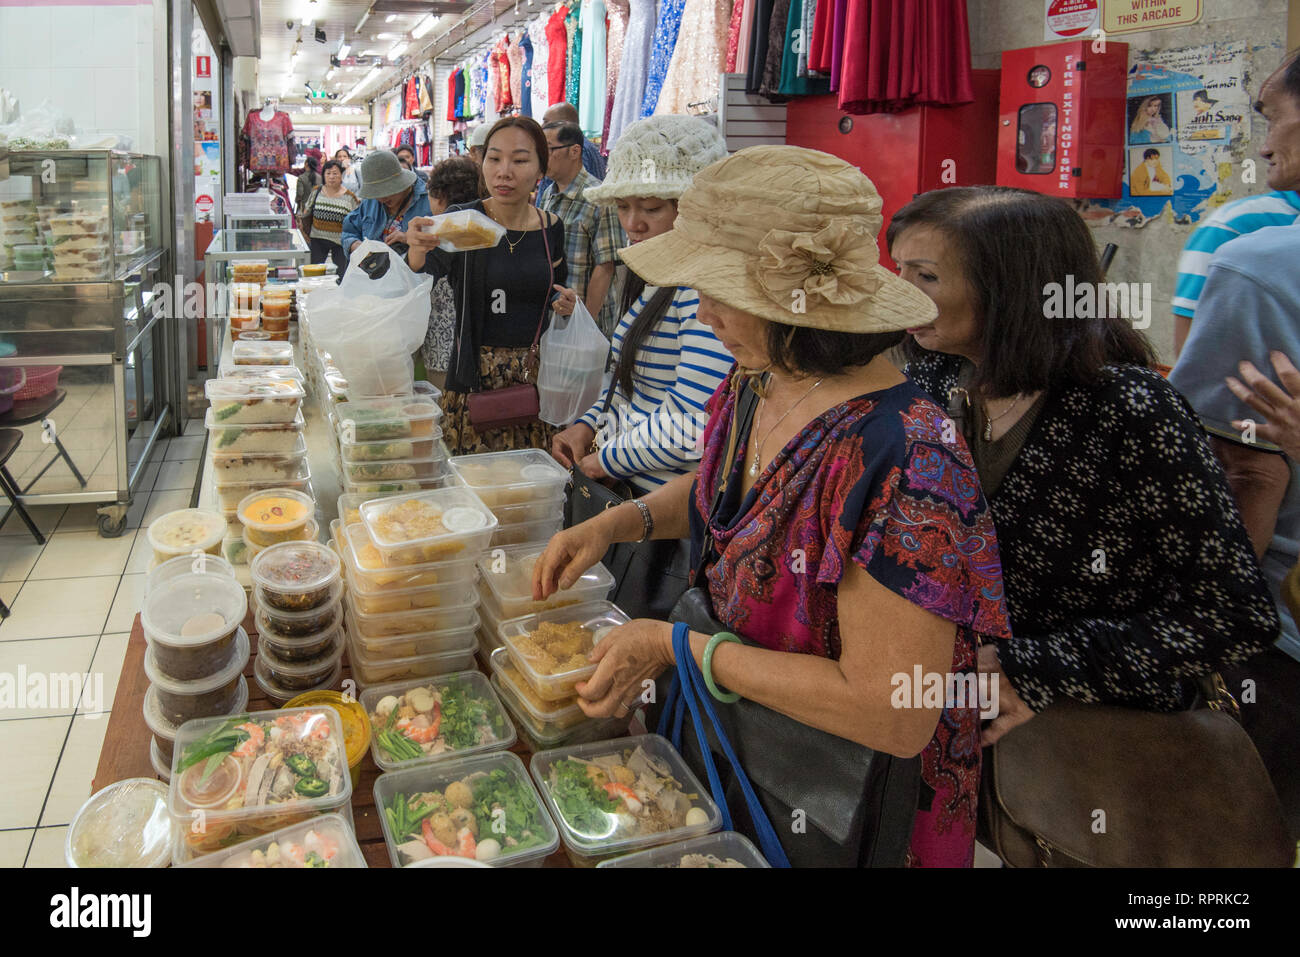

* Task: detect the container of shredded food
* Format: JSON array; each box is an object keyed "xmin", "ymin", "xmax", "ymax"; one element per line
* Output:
[
  {"xmin": 359, "ymin": 488, "xmax": 497, "ymax": 566},
  {"xmin": 66, "ymin": 779, "xmax": 175, "ymax": 868},
  {"xmin": 207, "ymin": 409, "xmax": 305, "ymax": 455},
  {"xmin": 361, "ymin": 671, "xmax": 515, "ymax": 772},
  {"xmin": 499, "ymin": 600, "xmax": 630, "ymax": 701},
  {"xmin": 415, "ymin": 208, "xmax": 506, "ymax": 251},
  {"xmin": 531, "ymin": 734, "xmax": 723, "ymax": 867},
  {"xmin": 181, "ymin": 812, "xmax": 366, "ymax": 868},
  {"xmin": 478, "ymin": 544, "xmax": 614, "ymax": 620},
  {"xmin": 595, "ymin": 831, "xmax": 770, "ymax": 868},
  {"xmin": 449, "ymin": 449, "xmax": 570, "ymax": 509}
]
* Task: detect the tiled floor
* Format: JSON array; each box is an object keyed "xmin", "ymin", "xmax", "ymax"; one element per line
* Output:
[{"xmin": 0, "ymin": 396, "xmax": 204, "ymax": 867}]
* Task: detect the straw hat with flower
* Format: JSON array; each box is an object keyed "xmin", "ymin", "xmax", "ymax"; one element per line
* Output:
[{"xmin": 618, "ymin": 145, "xmax": 938, "ymax": 335}]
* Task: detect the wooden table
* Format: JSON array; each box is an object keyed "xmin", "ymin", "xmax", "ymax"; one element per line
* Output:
[{"xmin": 92, "ymin": 610, "xmax": 589, "ymax": 868}]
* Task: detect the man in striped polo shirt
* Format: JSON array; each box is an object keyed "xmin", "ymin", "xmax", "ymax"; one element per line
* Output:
[{"xmin": 1172, "ymin": 52, "xmax": 1300, "ymax": 356}]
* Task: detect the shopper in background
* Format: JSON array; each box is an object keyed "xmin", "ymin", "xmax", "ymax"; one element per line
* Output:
[
  {"xmin": 421, "ymin": 155, "xmax": 490, "ymax": 390},
  {"xmin": 550, "ymin": 115, "xmax": 733, "ymax": 496},
  {"xmin": 339, "ymin": 150, "xmax": 432, "ymax": 266},
  {"xmin": 1171, "ymin": 50, "xmax": 1300, "ymax": 354},
  {"xmin": 335, "ymin": 146, "xmax": 362, "ymax": 193},
  {"xmin": 300, "ymin": 159, "xmax": 358, "ymax": 274},
  {"xmin": 535, "ymin": 146, "xmax": 1011, "ymax": 867},
  {"xmin": 395, "ymin": 144, "xmax": 426, "ymax": 186},
  {"xmin": 538, "ymin": 121, "xmax": 625, "ymax": 335},
  {"xmin": 294, "ymin": 148, "xmax": 322, "ymax": 216},
  {"xmin": 536, "ymin": 101, "xmax": 607, "ymax": 199},
  {"xmin": 406, "ymin": 116, "xmax": 566, "ymax": 455},
  {"xmin": 466, "ymin": 123, "xmax": 490, "ymax": 166},
  {"xmin": 889, "ymin": 186, "xmax": 1276, "ymax": 759}
]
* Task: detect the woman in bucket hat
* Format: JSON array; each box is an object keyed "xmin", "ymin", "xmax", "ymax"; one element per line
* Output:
[
  {"xmin": 339, "ymin": 149, "xmax": 433, "ymax": 264},
  {"xmin": 534, "ymin": 145, "xmax": 1012, "ymax": 866}
]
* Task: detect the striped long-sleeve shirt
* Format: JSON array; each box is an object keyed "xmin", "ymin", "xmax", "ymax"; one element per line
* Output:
[
  {"xmin": 577, "ymin": 286, "xmax": 734, "ymax": 494},
  {"xmin": 1172, "ymin": 189, "xmax": 1300, "ymax": 318}
]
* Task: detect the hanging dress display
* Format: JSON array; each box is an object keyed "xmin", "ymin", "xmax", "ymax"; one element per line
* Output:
[
  {"xmin": 779, "ymin": 0, "xmax": 828, "ymax": 95},
  {"xmin": 725, "ymin": 0, "xmax": 745, "ymax": 72},
  {"xmin": 547, "ymin": 7, "xmax": 569, "ymax": 106},
  {"xmin": 579, "ymin": 0, "xmax": 607, "ymax": 136},
  {"xmin": 565, "ymin": 3, "xmax": 581, "ymax": 108},
  {"xmin": 508, "ymin": 33, "xmax": 526, "ymax": 109},
  {"xmin": 530, "ymin": 17, "xmax": 550, "ymax": 116},
  {"xmin": 759, "ymin": 0, "xmax": 793, "ymax": 100},
  {"xmin": 797, "ymin": 0, "xmax": 818, "ymax": 77},
  {"xmin": 608, "ymin": 0, "xmax": 654, "ymax": 149},
  {"xmin": 243, "ymin": 110, "xmax": 295, "ymax": 173},
  {"xmin": 640, "ymin": 0, "xmax": 688, "ymax": 116},
  {"xmin": 603, "ymin": 0, "xmax": 630, "ymax": 150},
  {"xmin": 744, "ymin": 0, "xmax": 773, "ymax": 94},
  {"xmin": 656, "ymin": 0, "xmax": 733, "ymax": 115}
]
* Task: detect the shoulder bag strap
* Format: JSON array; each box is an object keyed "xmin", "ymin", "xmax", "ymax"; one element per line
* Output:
[
  {"xmin": 524, "ymin": 205, "xmax": 556, "ymax": 377},
  {"xmin": 692, "ymin": 375, "xmax": 761, "ymax": 588}
]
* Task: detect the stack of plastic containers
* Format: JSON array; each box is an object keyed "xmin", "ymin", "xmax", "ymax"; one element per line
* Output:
[
  {"xmin": 1, "ymin": 198, "xmax": 39, "ymax": 272},
  {"xmin": 487, "ymin": 598, "xmax": 632, "ymax": 753},
  {"xmin": 144, "ymin": 508, "xmax": 226, "ymax": 574},
  {"xmin": 450, "ymin": 450, "xmax": 569, "ymax": 548},
  {"xmin": 140, "ymin": 565, "xmax": 250, "ymax": 781},
  {"xmin": 333, "ymin": 394, "xmax": 451, "ymax": 497},
  {"xmin": 335, "ymin": 487, "xmax": 497, "ymax": 687},
  {"xmin": 260, "ymin": 283, "xmax": 293, "ymax": 341},
  {"xmin": 250, "ymin": 541, "xmax": 345, "ymax": 703},
  {"xmin": 167, "ymin": 706, "xmax": 353, "ymax": 864},
  {"xmin": 204, "ymin": 369, "xmax": 310, "ymax": 565}
]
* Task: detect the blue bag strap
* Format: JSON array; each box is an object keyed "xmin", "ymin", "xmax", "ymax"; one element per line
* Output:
[{"xmin": 670, "ymin": 622, "xmax": 792, "ymax": 868}]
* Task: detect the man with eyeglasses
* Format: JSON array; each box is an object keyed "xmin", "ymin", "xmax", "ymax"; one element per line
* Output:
[{"xmin": 537, "ymin": 121, "xmax": 624, "ymax": 336}]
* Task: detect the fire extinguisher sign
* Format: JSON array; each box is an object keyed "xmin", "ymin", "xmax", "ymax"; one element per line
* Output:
[
  {"xmin": 1044, "ymin": 0, "xmax": 1099, "ymax": 41},
  {"xmin": 196, "ymin": 55, "xmax": 211, "ymax": 78}
]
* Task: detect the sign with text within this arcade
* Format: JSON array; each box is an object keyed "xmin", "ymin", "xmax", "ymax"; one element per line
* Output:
[{"xmin": 1103, "ymin": 0, "xmax": 1201, "ymax": 35}]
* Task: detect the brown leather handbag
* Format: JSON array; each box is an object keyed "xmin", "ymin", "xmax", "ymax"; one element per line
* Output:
[
  {"xmin": 464, "ymin": 206, "xmax": 554, "ymax": 432},
  {"xmin": 979, "ymin": 675, "xmax": 1295, "ymax": 867}
]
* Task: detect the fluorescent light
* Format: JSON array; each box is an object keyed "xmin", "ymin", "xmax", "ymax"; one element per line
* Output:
[
  {"xmin": 342, "ymin": 65, "xmax": 382, "ymax": 103},
  {"xmin": 303, "ymin": 15, "xmax": 313, "ymax": 26},
  {"xmin": 412, "ymin": 15, "xmax": 435, "ymax": 39},
  {"xmin": 389, "ymin": 41, "xmax": 406, "ymax": 57},
  {"xmin": 326, "ymin": 67, "xmax": 336, "ymax": 79},
  {"xmin": 385, "ymin": 14, "xmax": 396, "ymax": 22},
  {"xmin": 375, "ymin": 33, "xmax": 399, "ymax": 39},
  {"xmin": 337, "ymin": 41, "xmax": 350, "ymax": 58}
]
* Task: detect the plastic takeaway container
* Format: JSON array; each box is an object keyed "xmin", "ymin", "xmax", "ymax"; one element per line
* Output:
[
  {"xmin": 344, "ymin": 626, "xmax": 477, "ymax": 686},
  {"xmin": 498, "ymin": 600, "xmax": 630, "ymax": 702},
  {"xmin": 415, "ymin": 208, "xmax": 506, "ymax": 251},
  {"xmin": 143, "ymin": 678, "xmax": 249, "ymax": 769},
  {"xmin": 253, "ymin": 641, "xmax": 345, "ymax": 703},
  {"xmin": 237, "ymin": 487, "xmax": 316, "ymax": 546},
  {"xmin": 477, "ymin": 544, "xmax": 614, "ymax": 620},
  {"xmin": 215, "ymin": 470, "xmax": 312, "ymax": 511},
  {"xmin": 66, "ymin": 779, "xmax": 175, "ymax": 868},
  {"xmin": 359, "ymin": 487, "xmax": 497, "ymax": 567},
  {"xmin": 231, "ymin": 340, "xmax": 294, "ymax": 367},
  {"xmin": 145, "ymin": 553, "xmax": 236, "ymax": 596},
  {"xmin": 181, "ymin": 812, "xmax": 366, "ymax": 868},
  {"xmin": 596, "ymin": 831, "xmax": 771, "ymax": 869},
  {"xmin": 250, "ymin": 541, "xmax": 341, "ymax": 614},
  {"xmin": 144, "ymin": 631, "xmax": 250, "ymax": 724},
  {"xmin": 449, "ymin": 449, "xmax": 569, "ymax": 508},
  {"xmin": 140, "ymin": 571, "xmax": 247, "ymax": 680},
  {"xmin": 335, "ymin": 394, "xmax": 442, "ymax": 442},
  {"xmin": 205, "ymin": 376, "xmax": 304, "ymax": 425},
  {"xmin": 207, "ymin": 409, "xmax": 305, "ymax": 455},
  {"xmin": 489, "ymin": 673, "xmax": 629, "ymax": 755},
  {"xmin": 145, "ymin": 508, "xmax": 226, "ymax": 565}
]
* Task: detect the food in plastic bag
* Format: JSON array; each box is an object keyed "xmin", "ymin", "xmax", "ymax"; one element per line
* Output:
[
  {"xmin": 303, "ymin": 241, "xmax": 432, "ymax": 398},
  {"xmin": 536, "ymin": 300, "xmax": 609, "ymax": 427},
  {"xmin": 1, "ymin": 100, "xmax": 76, "ymax": 150}
]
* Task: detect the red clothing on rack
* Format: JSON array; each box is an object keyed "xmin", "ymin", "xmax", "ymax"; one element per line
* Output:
[
  {"xmin": 497, "ymin": 37, "xmax": 514, "ymax": 109},
  {"xmin": 837, "ymin": 0, "xmax": 973, "ymax": 114},
  {"xmin": 546, "ymin": 7, "xmax": 569, "ymax": 106},
  {"xmin": 809, "ymin": 0, "xmax": 834, "ymax": 73},
  {"xmin": 447, "ymin": 70, "xmax": 458, "ymax": 121}
]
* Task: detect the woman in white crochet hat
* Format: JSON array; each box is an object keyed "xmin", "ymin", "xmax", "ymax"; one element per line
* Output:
[
  {"xmin": 535, "ymin": 145, "xmax": 1012, "ymax": 868},
  {"xmin": 550, "ymin": 116, "xmax": 735, "ymax": 492}
]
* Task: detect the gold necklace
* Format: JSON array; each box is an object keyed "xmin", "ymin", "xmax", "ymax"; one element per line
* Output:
[
  {"xmin": 981, "ymin": 393, "xmax": 1025, "ymax": 441},
  {"xmin": 749, "ymin": 377, "xmax": 825, "ymax": 477},
  {"xmin": 486, "ymin": 199, "xmax": 528, "ymax": 254}
]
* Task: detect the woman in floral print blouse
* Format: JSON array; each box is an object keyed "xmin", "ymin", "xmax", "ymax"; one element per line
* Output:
[{"xmin": 890, "ymin": 185, "xmax": 1278, "ymax": 744}]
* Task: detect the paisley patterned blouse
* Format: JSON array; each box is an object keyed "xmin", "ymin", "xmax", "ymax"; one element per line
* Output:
[{"xmin": 689, "ymin": 371, "xmax": 1012, "ymax": 867}]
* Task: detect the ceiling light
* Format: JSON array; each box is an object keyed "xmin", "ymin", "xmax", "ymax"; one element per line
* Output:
[
  {"xmin": 342, "ymin": 65, "xmax": 382, "ymax": 103},
  {"xmin": 389, "ymin": 41, "xmax": 406, "ymax": 57},
  {"xmin": 374, "ymin": 33, "xmax": 398, "ymax": 39},
  {"xmin": 337, "ymin": 40, "xmax": 351, "ymax": 58},
  {"xmin": 412, "ymin": 15, "xmax": 435, "ymax": 39},
  {"xmin": 303, "ymin": 15, "xmax": 313, "ymax": 26},
  {"xmin": 385, "ymin": 14, "xmax": 396, "ymax": 22},
  {"xmin": 326, "ymin": 67, "xmax": 336, "ymax": 79}
]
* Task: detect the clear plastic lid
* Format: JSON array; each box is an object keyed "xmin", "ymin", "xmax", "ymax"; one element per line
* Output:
[
  {"xmin": 145, "ymin": 508, "xmax": 226, "ymax": 561},
  {"xmin": 256, "ymin": 635, "xmax": 345, "ymax": 682},
  {"xmin": 66, "ymin": 779, "xmax": 175, "ymax": 868},
  {"xmin": 151, "ymin": 738, "xmax": 173, "ymax": 782},
  {"xmin": 339, "ymin": 433, "xmax": 445, "ymax": 463},
  {"xmin": 345, "ymin": 628, "xmax": 477, "ymax": 686},
  {"xmin": 230, "ymin": 258, "xmax": 271, "ymax": 271},
  {"xmin": 250, "ymin": 540, "xmax": 341, "ymax": 598},
  {"xmin": 596, "ymin": 831, "xmax": 771, "ymax": 869},
  {"xmin": 491, "ymin": 495, "xmax": 566, "ymax": 526},
  {"xmin": 373, "ymin": 751, "xmax": 558, "ymax": 867},
  {"xmin": 345, "ymin": 596, "xmax": 480, "ymax": 642},
  {"xmin": 140, "ymin": 571, "xmax": 248, "ymax": 650},
  {"xmin": 253, "ymin": 583, "xmax": 343, "ymax": 634},
  {"xmin": 143, "ymin": 628, "xmax": 249, "ymax": 695},
  {"xmin": 345, "ymin": 603, "xmax": 480, "ymax": 657},
  {"xmin": 215, "ymin": 455, "xmax": 311, "ymax": 490},
  {"xmin": 336, "ymin": 491, "xmax": 403, "ymax": 527},
  {"xmin": 450, "ymin": 449, "xmax": 570, "ymax": 505},
  {"xmin": 359, "ymin": 488, "xmax": 497, "ymax": 565},
  {"xmin": 206, "ymin": 376, "xmax": 305, "ymax": 405},
  {"xmin": 237, "ymin": 488, "xmax": 316, "ymax": 535},
  {"xmin": 337, "ymin": 521, "xmax": 480, "ymax": 591},
  {"xmin": 168, "ymin": 707, "xmax": 352, "ymax": 828},
  {"xmin": 220, "ymin": 365, "xmax": 305, "ymax": 383},
  {"xmin": 490, "ymin": 675, "xmax": 628, "ymax": 753},
  {"xmin": 335, "ymin": 394, "xmax": 443, "ymax": 442},
  {"xmin": 207, "ymin": 411, "xmax": 306, "ymax": 454},
  {"xmin": 145, "ymin": 553, "xmax": 237, "ymax": 596},
  {"xmin": 181, "ymin": 812, "xmax": 366, "ymax": 868},
  {"xmin": 487, "ymin": 647, "xmax": 584, "ymax": 726},
  {"xmin": 415, "ymin": 208, "xmax": 507, "ymax": 251},
  {"xmin": 342, "ymin": 475, "xmax": 456, "ymax": 497},
  {"xmin": 478, "ymin": 545, "xmax": 614, "ymax": 620},
  {"xmin": 215, "ymin": 472, "xmax": 312, "ymax": 510},
  {"xmin": 531, "ymin": 734, "xmax": 723, "ymax": 859},
  {"xmin": 232, "ymin": 340, "xmax": 294, "ymax": 365},
  {"xmin": 256, "ymin": 619, "xmax": 344, "ymax": 664},
  {"xmin": 341, "ymin": 453, "xmax": 450, "ymax": 486},
  {"xmin": 360, "ymin": 670, "xmax": 516, "ymax": 772},
  {"xmin": 254, "ymin": 655, "xmax": 343, "ymax": 705},
  {"xmin": 142, "ymin": 676, "xmax": 249, "ymax": 744},
  {"xmin": 499, "ymin": 601, "xmax": 630, "ymax": 702},
  {"xmin": 489, "ymin": 516, "xmax": 563, "ymax": 549}
]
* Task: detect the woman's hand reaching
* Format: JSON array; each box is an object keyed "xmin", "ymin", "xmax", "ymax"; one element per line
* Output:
[{"xmin": 573, "ymin": 619, "xmax": 674, "ymax": 718}]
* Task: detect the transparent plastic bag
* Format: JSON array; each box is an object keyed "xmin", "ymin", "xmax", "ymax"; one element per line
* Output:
[
  {"xmin": 303, "ymin": 240, "xmax": 433, "ymax": 397},
  {"xmin": 536, "ymin": 299, "xmax": 609, "ymax": 426},
  {"xmin": 0, "ymin": 100, "xmax": 76, "ymax": 150}
]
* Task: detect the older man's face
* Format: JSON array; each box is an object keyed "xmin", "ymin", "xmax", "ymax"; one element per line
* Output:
[{"xmin": 1258, "ymin": 64, "xmax": 1300, "ymax": 191}]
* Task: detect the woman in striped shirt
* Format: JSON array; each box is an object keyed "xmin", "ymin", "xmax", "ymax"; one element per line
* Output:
[
  {"xmin": 550, "ymin": 116, "xmax": 734, "ymax": 495},
  {"xmin": 302, "ymin": 160, "xmax": 359, "ymax": 273}
]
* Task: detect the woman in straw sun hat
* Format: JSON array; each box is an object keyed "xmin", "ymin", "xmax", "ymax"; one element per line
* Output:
[{"xmin": 534, "ymin": 145, "xmax": 1011, "ymax": 867}]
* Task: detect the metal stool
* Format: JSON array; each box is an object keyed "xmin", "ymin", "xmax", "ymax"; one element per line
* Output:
[
  {"xmin": 0, "ymin": 427, "xmax": 46, "ymax": 544},
  {"xmin": 0, "ymin": 388, "xmax": 87, "ymax": 493}
]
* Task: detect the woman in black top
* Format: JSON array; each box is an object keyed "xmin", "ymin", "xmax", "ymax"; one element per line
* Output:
[
  {"xmin": 407, "ymin": 116, "xmax": 566, "ymax": 455},
  {"xmin": 888, "ymin": 186, "xmax": 1278, "ymax": 742}
]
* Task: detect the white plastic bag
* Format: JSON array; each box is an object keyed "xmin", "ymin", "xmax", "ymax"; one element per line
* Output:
[
  {"xmin": 303, "ymin": 240, "xmax": 433, "ymax": 397},
  {"xmin": 537, "ymin": 298, "xmax": 609, "ymax": 426},
  {"xmin": 0, "ymin": 99, "xmax": 77, "ymax": 150}
]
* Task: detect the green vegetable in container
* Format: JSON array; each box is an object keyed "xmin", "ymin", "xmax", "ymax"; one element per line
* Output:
[
  {"xmin": 550, "ymin": 758, "xmax": 619, "ymax": 835},
  {"xmin": 294, "ymin": 777, "xmax": 328, "ymax": 798},
  {"xmin": 286, "ymin": 753, "xmax": 318, "ymax": 777}
]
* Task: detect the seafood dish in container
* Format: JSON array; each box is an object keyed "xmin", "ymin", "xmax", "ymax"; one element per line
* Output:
[
  {"xmin": 361, "ymin": 671, "xmax": 515, "ymax": 771},
  {"xmin": 359, "ymin": 488, "xmax": 496, "ymax": 566},
  {"xmin": 499, "ymin": 601, "xmax": 630, "ymax": 701},
  {"xmin": 531, "ymin": 735, "xmax": 723, "ymax": 866},
  {"xmin": 231, "ymin": 340, "xmax": 294, "ymax": 367},
  {"xmin": 450, "ymin": 449, "xmax": 569, "ymax": 508},
  {"xmin": 140, "ymin": 571, "xmax": 247, "ymax": 680},
  {"xmin": 283, "ymin": 691, "xmax": 370, "ymax": 789},
  {"xmin": 205, "ymin": 376, "xmax": 304, "ymax": 425},
  {"xmin": 335, "ymin": 394, "xmax": 442, "ymax": 441},
  {"xmin": 144, "ymin": 630, "xmax": 250, "ymax": 725},
  {"xmin": 183, "ymin": 813, "xmax": 365, "ymax": 868},
  {"xmin": 145, "ymin": 508, "xmax": 226, "ymax": 565},
  {"xmin": 478, "ymin": 545, "xmax": 614, "ymax": 620},
  {"xmin": 374, "ymin": 752, "xmax": 558, "ymax": 866},
  {"xmin": 65, "ymin": 779, "xmax": 175, "ymax": 869},
  {"xmin": 169, "ymin": 707, "xmax": 352, "ymax": 862},
  {"xmin": 596, "ymin": 831, "xmax": 770, "ymax": 868},
  {"xmin": 207, "ymin": 410, "xmax": 305, "ymax": 454},
  {"xmin": 250, "ymin": 541, "xmax": 341, "ymax": 613},
  {"xmin": 143, "ymin": 679, "xmax": 249, "ymax": 769}
]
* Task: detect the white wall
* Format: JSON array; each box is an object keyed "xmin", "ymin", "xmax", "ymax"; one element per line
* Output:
[{"xmin": 0, "ymin": 0, "xmax": 165, "ymax": 154}]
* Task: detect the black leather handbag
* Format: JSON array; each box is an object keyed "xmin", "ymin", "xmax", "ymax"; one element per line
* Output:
[{"xmin": 650, "ymin": 377, "xmax": 922, "ymax": 867}]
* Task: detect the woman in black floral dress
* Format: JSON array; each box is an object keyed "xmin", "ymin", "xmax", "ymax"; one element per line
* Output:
[{"xmin": 888, "ymin": 186, "xmax": 1277, "ymax": 742}]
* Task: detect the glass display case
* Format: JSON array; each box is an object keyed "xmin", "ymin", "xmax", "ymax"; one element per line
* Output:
[{"xmin": 0, "ymin": 151, "xmax": 172, "ymax": 536}]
